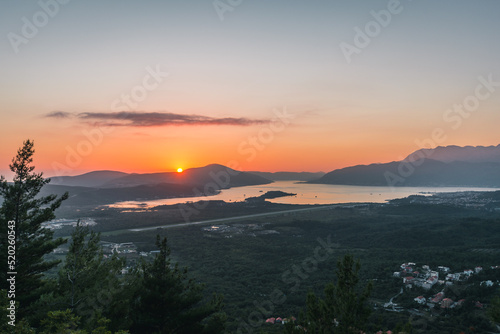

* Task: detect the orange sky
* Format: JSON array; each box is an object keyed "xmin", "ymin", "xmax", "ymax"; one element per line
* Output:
[{"xmin": 1, "ymin": 1, "xmax": 500, "ymax": 177}]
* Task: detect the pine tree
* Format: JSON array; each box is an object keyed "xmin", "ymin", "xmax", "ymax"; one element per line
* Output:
[
  {"xmin": 125, "ymin": 235, "xmax": 226, "ymax": 333},
  {"xmin": 288, "ymin": 254, "xmax": 372, "ymax": 334},
  {"xmin": 0, "ymin": 140, "xmax": 68, "ymax": 319},
  {"xmin": 50, "ymin": 221, "xmax": 124, "ymax": 330}
]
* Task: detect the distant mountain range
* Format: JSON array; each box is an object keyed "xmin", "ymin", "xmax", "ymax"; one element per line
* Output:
[
  {"xmin": 310, "ymin": 144, "xmax": 500, "ymax": 187},
  {"xmin": 51, "ymin": 164, "xmax": 272, "ymax": 189},
  {"xmin": 248, "ymin": 171, "xmax": 325, "ymax": 181},
  {"xmin": 46, "ymin": 164, "xmax": 274, "ymax": 207},
  {"xmin": 405, "ymin": 144, "xmax": 500, "ymax": 164}
]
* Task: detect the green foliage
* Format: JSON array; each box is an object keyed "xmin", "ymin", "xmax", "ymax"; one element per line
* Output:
[
  {"xmin": 16, "ymin": 218, "xmax": 128, "ymax": 331},
  {"xmin": 394, "ymin": 321, "xmax": 413, "ymax": 334},
  {"xmin": 44, "ymin": 221, "xmax": 125, "ymax": 330},
  {"xmin": 39, "ymin": 309, "xmax": 85, "ymax": 334},
  {"xmin": 290, "ymin": 254, "xmax": 372, "ymax": 334},
  {"xmin": 124, "ymin": 235, "xmax": 226, "ymax": 333},
  {"xmin": 0, "ymin": 140, "xmax": 68, "ymax": 320},
  {"xmin": 489, "ymin": 294, "xmax": 500, "ymax": 324},
  {"xmin": 39, "ymin": 309, "xmax": 129, "ymax": 334}
]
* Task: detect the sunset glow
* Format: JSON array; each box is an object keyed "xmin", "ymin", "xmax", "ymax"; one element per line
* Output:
[
  {"xmin": 177, "ymin": 168, "xmax": 183, "ymax": 173},
  {"xmin": 1, "ymin": 1, "xmax": 499, "ymax": 177}
]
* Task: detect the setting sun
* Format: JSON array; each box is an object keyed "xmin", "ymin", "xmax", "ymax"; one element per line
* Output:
[{"xmin": 177, "ymin": 168, "xmax": 183, "ymax": 173}]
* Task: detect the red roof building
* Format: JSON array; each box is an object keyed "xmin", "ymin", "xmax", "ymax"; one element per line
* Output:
[{"xmin": 431, "ymin": 292, "xmax": 444, "ymax": 303}]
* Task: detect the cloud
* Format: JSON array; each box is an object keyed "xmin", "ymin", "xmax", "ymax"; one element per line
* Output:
[
  {"xmin": 45, "ymin": 111, "xmax": 74, "ymax": 119},
  {"xmin": 46, "ymin": 111, "xmax": 268, "ymax": 127}
]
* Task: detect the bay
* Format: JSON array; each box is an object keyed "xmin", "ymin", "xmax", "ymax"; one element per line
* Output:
[{"xmin": 108, "ymin": 181, "xmax": 500, "ymax": 209}]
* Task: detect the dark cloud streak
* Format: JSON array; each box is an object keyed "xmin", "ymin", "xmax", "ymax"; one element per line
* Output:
[
  {"xmin": 45, "ymin": 111, "xmax": 74, "ymax": 119},
  {"xmin": 45, "ymin": 111, "xmax": 268, "ymax": 127}
]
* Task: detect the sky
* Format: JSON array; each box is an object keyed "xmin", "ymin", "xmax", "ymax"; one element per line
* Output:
[{"xmin": 1, "ymin": 0, "xmax": 500, "ymax": 176}]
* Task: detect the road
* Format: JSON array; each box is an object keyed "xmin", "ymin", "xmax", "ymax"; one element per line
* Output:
[{"xmin": 128, "ymin": 204, "xmax": 341, "ymax": 232}]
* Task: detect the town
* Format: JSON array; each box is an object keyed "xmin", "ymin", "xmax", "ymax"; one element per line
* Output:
[{"xmin": 387, "ymin": 262, "xmax": 500, "ymax": 313}]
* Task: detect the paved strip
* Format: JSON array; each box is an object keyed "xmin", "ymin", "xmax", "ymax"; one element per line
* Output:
[{"xmin": 128, "ymin": 204, "xmax": 342, "ymax": 232}]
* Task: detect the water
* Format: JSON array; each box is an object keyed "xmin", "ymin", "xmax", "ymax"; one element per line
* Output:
[{"xmin": 108, "ymin": 181, "xmax": 500, "ymax": 209}]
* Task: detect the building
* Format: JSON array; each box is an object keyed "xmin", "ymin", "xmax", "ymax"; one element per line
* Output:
[
  {"xmin": 481, "ymin": 280, "xmax": 494, "ymax": 287},
  {"xmin": 441, "ymin": 298, "xmax": 454, "ymax": 309},
  {"xmin": 414, "ymin": 296, "xmax": 426, "ymax": 305},
  {"xmin": 431, "ymin": 292, "xmax": 444, "ymax": 303},
  {"xmin": 464, "ymin": 269, "xmax": 474, "ymax": 276},
  {"xmin": 403, "ymin": 276, "xmax": 414, "ymax": 284},
  {"xmin": 423, "ymin": 276, "xmax": 438, "ymax": 290}
]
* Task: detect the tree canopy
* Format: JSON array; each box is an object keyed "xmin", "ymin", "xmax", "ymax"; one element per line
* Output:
[{"xmin": 0, "ymin": 139, "xmax": 68, "ymax": 320}]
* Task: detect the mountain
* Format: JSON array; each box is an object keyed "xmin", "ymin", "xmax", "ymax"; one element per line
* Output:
[
  {"xmin": 50, "ymin": 170, "xmax": 129, "ymax": 187},
  {"xmin": 41, "ymin": 183, "xmax": 198, "ymax": 206},
  {"xmin": 248, "ymin": 171, "xmax": 325, "ymax": 181},
  {"xmin": 53, "ymin": 164, "xmax": 273, "ymax": 189},
  {"xmin": 311, "ymin": 144, "xmax": 500, "ymax": 187},
  {"xmin": 406, "ymin": 144, "xmax": 500, "ymax": 164}
]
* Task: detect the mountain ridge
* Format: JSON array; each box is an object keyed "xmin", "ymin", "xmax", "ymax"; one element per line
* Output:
[
  {"xmin": 311, "ymin": 144, "xmax": 500, "ymax": 187},
  {"xmin": 51, "ymin": 164, "xmax": 273, "ymax": 189},
  {"xmin": 405, "ymin": 144, "xmax": 500, "ymax": 164}
]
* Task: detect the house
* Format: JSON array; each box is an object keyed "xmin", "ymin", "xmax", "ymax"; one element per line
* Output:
[
  {"xmin": 481, "ymin": 280, "xmax": 494, "ymax": 287},
  {"xmin": 414, "ymin": 296, "xmax": 426, "ymax": 304},
  {"xmin": 431, "ymin": 292, "xmax": 444, "ymax": 303},
  {"xmin": 412, "ymin": 278, "xmax": 426, "ymax": 288},
  {"xmin": 438, "ymin": 266, "xmax": 450, "ymax": 273},
  {"xmin": 441, "ymin": 298, "xmax": 454, "ymax": 309},
  {"xmin": 422, "ymin": 276, "xmax": 438, "ymax": 289},
  {"xmin": 393, "ymin": 272, "xmax": 401, "ymax": 277},
  {"xmin": 475, "ymin": 266, "xmax": 483, "ymax": 273},
  {"xmin": 464, "ymin": 269, "xmax": 474, "ymax": 276},
  {"xmin": 265, "ymin": 318, "xmax": 275, "ymax": 324},
  {"xmin": 422, "ymin": 265, "xmax": 430, "ymax": 271},
  {"xmin": 404, "ymin": 276, "xmax": 414, "ymax": 284},
  {"xmin": 447, "ymin": 273, "xmax": 461, "ymax": 281}
]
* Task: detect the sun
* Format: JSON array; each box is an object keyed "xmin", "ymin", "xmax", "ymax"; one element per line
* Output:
[{"xmin": 177, "ymin": 168, "xmax": 183, "ymax": 173}]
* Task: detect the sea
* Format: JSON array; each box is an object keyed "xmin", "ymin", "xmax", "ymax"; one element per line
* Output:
[{"xmin": 108, "ymin": 181, "xmax": 500, "ymax": 209}]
